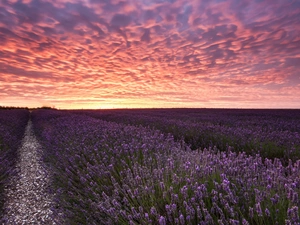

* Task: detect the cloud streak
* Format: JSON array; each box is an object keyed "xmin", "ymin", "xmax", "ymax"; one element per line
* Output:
[{"xmin": 0, "ymin": 0, "xmax": 299, "ymax": 108}]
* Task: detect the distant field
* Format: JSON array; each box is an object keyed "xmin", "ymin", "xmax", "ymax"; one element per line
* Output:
[
  {"xmin": 72, "ymin": 108, "xmax": 300, "ymax": 163},
  {"xmin": 29, "ymin": 108, "xmax": 299, "ymax": 225}
]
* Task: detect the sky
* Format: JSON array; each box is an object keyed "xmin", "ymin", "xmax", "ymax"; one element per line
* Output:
[{"xmin": 0, "ymin": 0, "xmax": 300, "ymax": 109}]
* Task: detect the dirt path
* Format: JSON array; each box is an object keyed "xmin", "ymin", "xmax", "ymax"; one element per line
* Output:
[{"xmin": 2, "ymin": 120, "xmax": 60, "ymax": 224}]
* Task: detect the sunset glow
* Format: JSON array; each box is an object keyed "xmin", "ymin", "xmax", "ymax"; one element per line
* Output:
[{"xmin": 0, "ymin": 0, "xmax": 300, "ymax": 109}]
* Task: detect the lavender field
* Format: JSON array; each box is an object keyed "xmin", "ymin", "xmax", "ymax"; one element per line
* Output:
[
  {"xmin": 0, "ymin": 109, "xmax": 299, "ymax": 224},
  {"xmin": 74, "ymin": 109, "xmax": 300, "ymax": 164},
  {"xmin": 30, "ymin": 109, "xmax": 299, "ymax": 225}
]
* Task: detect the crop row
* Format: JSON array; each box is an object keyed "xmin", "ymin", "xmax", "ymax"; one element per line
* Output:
[
  {"xmin": 0, "ymin": 109, "xmax": 29, "ymax": 218},
  {"xmin": 32, "ymin": 109, "xmax": 299, "ymax": 225},
  {"xmin": 73, "ymin": 109, "xmax": 300, "ymax": 163}
]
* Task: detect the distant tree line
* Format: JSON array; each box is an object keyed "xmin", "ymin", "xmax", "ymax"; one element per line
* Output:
[{"xmin": 0, "ymin": 106, "xmax": 57, "ymax": 110}]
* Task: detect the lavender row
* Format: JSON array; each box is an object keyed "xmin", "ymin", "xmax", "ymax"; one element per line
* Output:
[
  {"xmin": 32, "ymin": 109, "xmax": 299, "ymax": 224},
  {"xmin": 0, "ymin": 109, "xmax": 29, "ymax": 217},
  {"xmin": 73, "ymin": 109, "xmax": 300, "ymax": 163}
]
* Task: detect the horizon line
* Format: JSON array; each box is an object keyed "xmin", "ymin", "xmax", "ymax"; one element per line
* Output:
[{"xmin": 1, "ymin": 106, "xmax": 300, "ymax": 110}]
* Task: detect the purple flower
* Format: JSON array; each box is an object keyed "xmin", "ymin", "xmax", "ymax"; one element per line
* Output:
[
  {"xmin": 158, "ymin": 216, "xmax": 166, "ymax": 225},
  {"xmin": 165, "ymin": 204, "xmax": 171, "ymax": 215},
  {"xmin": 287, "ymin": 206, "xmax": 299, "ymax": 223},
  {"xmin": 160, "ymin": 182, "xmax": 165, "ymax": 190},
  {"xmin": 150, "ymin": 206, "xmax": 157, "ymax": 216},
  {"xmin": 285, "ymin": 220, "xmax": 292, "ymax": 225},
  {"xmin": 249, "ymin": 207, "xmax": 254, "ymax": 218},
  {"xmin": 242, "ymin": 218, "xmax": 250, "ymax": 225},
  {"xmin": 229, "ymin": 219, "xmax": 240, "ymax": 225},
  {"xmin": 172, "ymin": 203, "xmax": 177, "ymax": 212},
  {"xmin": 179, "ymin": 214, "xmax": 185, "ymax": 225},
  {"xmin": 265, "ymin": 208, "xmax": 270, "ymax": 217},
  {"xmin": 255, "ymin": 202, "xmax": 263, "ymax": 217},
  {"xmin": 196, "ymin": 206, "xmax": 202, "ymax": 220},
  {"xmin": 218, "ymin": 220, "xmax": 224, "ymax": 225}
]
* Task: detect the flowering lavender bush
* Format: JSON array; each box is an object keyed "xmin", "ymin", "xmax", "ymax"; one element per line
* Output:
[
  {"xmin": 32, "ymin": 109, "xmax": 299, "ymax": 224},
  {"xmin": 0, "ymin": 109, "xmax": 29, "ymax": 217},
  {"xmin": 74, "ymin": 109, "xmax": 300, "ymax": 163}
]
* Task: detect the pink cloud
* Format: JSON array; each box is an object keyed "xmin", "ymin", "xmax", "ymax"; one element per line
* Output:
[{"xmin": 0, "ymin": 0, "xmax": 299, "ymax": 108}]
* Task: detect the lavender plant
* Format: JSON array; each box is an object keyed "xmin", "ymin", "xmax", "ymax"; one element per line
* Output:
[
  {"xmin": 0, "ymin": 109, "xmax": 29, "ymax": 218},
  {"xmin": 32, "ymin": 109, "xmax": 299, "ymax": 225}
]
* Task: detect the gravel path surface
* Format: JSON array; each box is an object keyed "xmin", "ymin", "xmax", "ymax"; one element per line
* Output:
[{"xmin": 2, "ymin": 120, "xmax": 61, "ymax": 224}]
